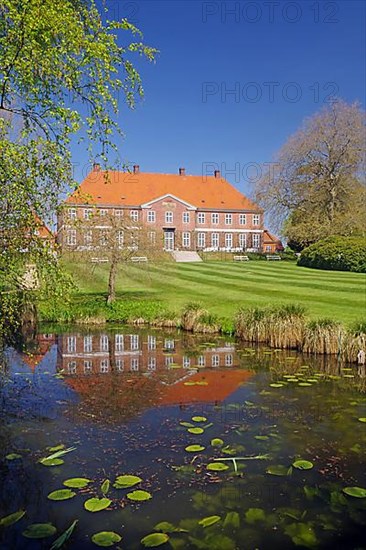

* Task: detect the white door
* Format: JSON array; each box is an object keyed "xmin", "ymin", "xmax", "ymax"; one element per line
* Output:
[{"xmin": 164, "ymin": 230, "xmax": 174, "ymax": 250}]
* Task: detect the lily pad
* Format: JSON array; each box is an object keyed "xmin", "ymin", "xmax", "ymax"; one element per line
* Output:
[
  {"xmin": 255, "ymin": 435, "xmax": 269, "ymax": 441},
  {"xmin": 223, "ymin": 511, "xmax": 240, "ymax": 529},
  {"xmin": 84, "ymin": 498, "xmax": 112, "ymax": 512},
  {"xmin": 342, "ymin": 486, "xmax": 366, "ymax": 498},
  {"xmin": 0, "ymin": 510, "xmax": 26, "ymax": 527},
  {"xmin": 298, "ymin": 382, "xmax": 312, "ymax": 387},
  {"xmin": 40, "ymin": 458, "xmax": 64, "ymax": 467},
  {"xmin": 126, "ymin": 490, "xmax": 152, "ymax": 502},
  {"xmin": 211, "ymin": 438, "xmax": 224, "ymax": 447},
  {"xmin": 141, "ymin": 533, "xmax": 169, "ymax": 547},
  {"xmin": 47, "ymin": 489, "xmax": 76, "ymax": 501},
  {"xmin": 185, "ymin": 445, "xmax": 205, "ymax": 453},
  {"xmin": 63, "ymin": 477, "xmax": 91, "ymax": 488},
  {"xmin": 101, "ymin": 479, "xmax": 110, "ymax": 494},
  {"xmin": 266, "ymin": 465, "xmax": 290, "ymax": 476},
  {"xmin": 5, "ymin": 453, "xmax": 22, "ymax": 460},
  {"xmin": 192, "ymin": 416, "xmax": 207, "ymax": 422},
  {"xmin": 198, "ymin": 515, "xmax": 221, "ymax": 528},
  {"xmin": 188, "ymin": 427, "xmax": 204, "ymax": 434},
  {"xmin": 179, "ymin": 422, "xmax": 194, "ymax": 428},
  {"xmin": 245, "ymin": 508, "xmax": 265, "ymax": 524},
  {"xmin": 358, "ymin": 418, "xmax": 366, "ymax": 423},
  {"xmin": 113, "ymin": 475, "xmax": 142, "ymax": 489},
  {"xmin": 22, "ymin": 523, "xmax": 57, "ymax": 539},
  {"xmin": 91, "ymin": 531, "xmax": 122, "ymax": 547},
  {"xmin": 269, "ymin": 383, "xmax": 284, "ymax": 388},
  {"xmin": 284, "ymin": 522, "xmax": 318, "ymax": 548},
  {"xmin": 293, "ymin": 460, "xmax": 313, "ymax": 470},
  {"xmin": 47, "ymin": 444, "xmax": 65, "ymax": 452},
  {"xmin": 206, "ymin": 462, "xmax": 229, "ymax": 471}
]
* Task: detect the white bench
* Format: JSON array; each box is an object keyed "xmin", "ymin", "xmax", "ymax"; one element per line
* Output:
[
  {"xmin": 91, "ymin": 257, "xmax": 109, "ymax": 263},
  {"xmin": 130, "ymin": 256, "xmax": 148, "ymax": 263},
  {"xmin": 233, "ymin": 255, "xmax": 249, "ymax": 261},
  {"xmin": 266, "ymin": 255, "xmax": 281, "ymax": 261}
]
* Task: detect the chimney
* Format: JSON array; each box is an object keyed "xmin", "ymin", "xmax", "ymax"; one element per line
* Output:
[
  {"xmin": 179, "ymin": 167, "xmax": 185, "ymax": 176},
  {"xmin": 93, "ymin": 162, "xmax": 101, "ymax": 172},
  {"xmin": 133, "ymin": 164, "xmax": 140, "ymax": 174},
  {"xmin": 214, "ymin": 170, "xmax": 221, "ymax": 178}
]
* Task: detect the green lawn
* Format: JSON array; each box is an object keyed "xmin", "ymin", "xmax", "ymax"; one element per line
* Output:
[{"xmin": 65, "ymin": 260, "xmax": 366, "ymax": 325}]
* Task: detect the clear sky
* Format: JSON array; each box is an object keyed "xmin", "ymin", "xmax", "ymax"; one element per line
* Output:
[{"xmin": 73, "ymin": 0, "xmax": 365, "ymax": 199}]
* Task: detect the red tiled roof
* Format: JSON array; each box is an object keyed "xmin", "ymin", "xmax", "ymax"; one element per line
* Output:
[
  {"xmin": 263, "ymin": 229, "xmax": 281, "ymax": 243},
  {"xmin": 66, "ymin": 171, "xmax": 261, "ymax": 211}
]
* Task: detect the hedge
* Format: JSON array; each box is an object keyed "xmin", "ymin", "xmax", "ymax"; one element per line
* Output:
[{"xmin": 298, "ymin": 236, "xmax": 366, "ymax": 273}]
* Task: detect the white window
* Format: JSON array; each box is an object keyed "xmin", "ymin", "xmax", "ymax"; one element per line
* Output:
[
  {"xmin": 99, "ymin": 209, "xmax": 107, "ymax": 217},
  {"xmin": 183, "ymin": 356, "xmax": 191, "ymax": 369},
  {"xmin": 164, "ymin": 339, "xmax": 175, "ymax": 350},
  {"xmin": 130, "ymin": 210, "xmax": 139, "ymax": 222},
  {"xmin": 84, "ymin": 360, "xmax": 93, "ymax": 373},
  {"xmin": 100, "ymin": 334, "xmax": 109, "ymax": 352},
  {"xmin": 148, "ymin": 357, "xmax": 156, "ymax": 370},
  {"xmin": 117, "ymin": 230, "xmax": 124, "ymax": 247},
  {"xmin": 130, "ymin": 358, "xmax": 139, "ymax": 371},
  {"xmin": 253, "ymin": 214, "xmax": 260, "ymax": 226},
  {"xmin": 225, "ymin": 233, "xmax": 233, "ymax": 248},
  {"xmin": 265, "ymin": 245, "xmax": 272, "ymax": 252},
  {"xmin": 115, "ymin": 334, "xmax": 124, "ymax": 352},
  {"xmin": 165, "ymin": 211, "xmax": 173, "ymax": 223},
  {"xmin": 84, "ymin": 335, "xmax": 92, "ymax": 353},
  {"xmin": 115, "ymin": 209, "xmax": 123, "ymax": 218},
  {"xmin": 165, "ymin": 356, "xmax": 174, "ymax": 367},
  {"xmin": 239, "ymin": 214, "xmax": 247, "ymax": 225},
  {"xmin": 225, "ymin": 354, "xmax": 233, "ymax": 366},
  {"xmin": 147, "ymin": 210, "xmax": 156, "ymax": 223},
  {"xmin": 99, "ymin": 230, "xmax": 107, "ymax": 246},
  {"xmin": 130, "ymin": 334, "xmax": 139, "ymax": 350},
  {"xmin": 239, "ymin": 233, "xmax": 247, "ymax": 249},
  {"xmin": 212, "ymin": 355, "xmax": 220, "ymax": 367},
  {"xmin": 197, "ymin": 213, "xmax": 205, "ymax": 224},
  {"xmin": 182, "ymin": 232, "xmax": 191, "ymax": 248},
  {"xmin": 252, "ymin": 234, "xmax": 261, "ymax": 249},
  {"xmin": 148, "ymin": 335, "xmax": 156, "ymax": 350},
  {"xmin": 149, "ymin": 231, "xmax": 156, "ymax": 244},
  {"xmin": 211, "ymin": 233, "xmax": 219, "ymax": 248},
  {"xmin": 84, "ymin": 208, "xmax": 92, "ymax": 220},
  {"xmin": 182, "ymin": 212, "xmax": 190, "ymax": 224},
  {"xmin": 67, "ymin": 336, "xmax": 76, "ymax": 353},
  {"xmin": 68, "ymin": 361, "xmax": 77, "ymax": 374},
  {"xmin": 197, "ymin": 232, "xmax": 206, "ymax": 248},
  {"xmin": 211, "ymin": 213, "xmax": 219, "ymax": 224},
  {"xmin": 84, "ymin": 230, "xmax": 92, "ymax": 246},
  {"xmin": 225, "ymin": 213, "xmax": 232, "ymax": 225},
  {"xmin": 100, "ymin": 359, "xmax": 109, "ymax": 373},
  {"xmin": 116, "ymin": 358, "xmax": 124, "ymax": 372},
  {"xmin": 66, "ymin": 229, "xmax": 76, "ymax": 246},
  {"xmin": 198, "ymin": 355, "xmax": 205, "ymax": 367},
  {"xmin": 69, "ymin": 208, "xmax": 77, "ymax": 219}
]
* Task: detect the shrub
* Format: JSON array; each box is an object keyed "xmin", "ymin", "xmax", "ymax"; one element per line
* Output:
[{"xmin": 298, "ymin": 236, "xmax": 366, "ymax": 273}]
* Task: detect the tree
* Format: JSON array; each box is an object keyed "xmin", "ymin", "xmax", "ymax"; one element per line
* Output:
[
  {"xmin": 0, "ymin": 0, "xmax": 156, "ymax": 333},
  {"xmin": 256, "ymin": 100, "xmax": 366, "ymax": 250}
]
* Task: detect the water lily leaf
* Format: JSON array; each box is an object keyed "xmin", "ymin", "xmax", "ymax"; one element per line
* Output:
[
  {"xmin": 287, "ymin": 378, "xmax": 299, "ymax": 382},
  {"xmin": 63, "ymin": 477, "xmax": 91, "ymax": 488},
  {"xmin": 47, "ymin": 444, "xmax": 65, "ymax": 452},
  {"xmin": 266, "ymin": 465, "xmax": 289, "ymax": 476},
  {"xmin": 298, "ymin": 383, "xmax": 312, "ymax": 387},
  {"xmin": 179, "ymin": 422, "xmax": 194, "ymax": 428},
  {"xmin": 50, "ymin": 520, "xmax": 78, "ymax": 550},
  {"xmin": 47, "ymin": 489, "xmax": 76, "ymax": 501},
  {"xmin": 303, "ymin": 486, "xmax": 320, "ymax": 500},
  {"xmin": 40, "ymin": 446, "xmax": 76, "ymax": 463},
  {"xmin": 185, "ymin": 445, "xmax": 205, "ymax": 452},
  {"xmin": 211, "ymin": 438, "xmax": 224, "ymax": 447},
  {"xmin": 141, "ymin": 533, "xmax": 169, "ymax": 547},
  {"xmin": 22, "ymin": 523, "xmax": 57, "ymax": 539},
  {"xmin": 293, "ymin": 460, "xmax": 313, "ymax": 470},
  {"xmin": 101, "ymin": 479, "xmax": 110, "ymax": 495},
  {"xmin": 113, "ymin": 475, "xmax": 142, "ymax": 489},
  {"xmin": 188, "ymin": 427, "xmax": 204, "ymax": 434},
  {"xmin": 126, "ymin": 490, "xmax": 152, "ymax": 501},
  {"xmin": 40, "ymin": 458, "xmax": 64, "ymax": 467},
  {"xmin": 342, "ymin": 486, "xmax": 366, "ymax": 498},
  {"xmin": 284, "ymin": 522, "xmax": 318, "ymax": 548},
  {"xmin": 5, "ymin": 453, "xmax": 22, "ymax": 460},
  {"xmin": 255, "ymin": 435, "xmax": 269, "ymax": 441},
  {"xmin": 207, "ymin": 462, "xmax": 229, "ymax": 471},
  {"xmin": 91, "ymin": 531, "xmax": 122, "ymax": 547},
  {"xmin": 358, "ymin": 418, "xmax": 366, "ymax": 423},
  {"xmin": 192, "ymin": 416, "xmax": 207, "ymax": 422},
  {"xmin": 196, "ymin": 381, "xmax": 208, "ymax": 386},
  {"xmin": 0, "ymin": 510, "xmax": 25, "ymax": 527},
  {"xmin": 198, "ymin": 515, "xmax": 221, "ymax": 528},
  {"xmin": 269, "ymin": 383, "xmax": 284, "ymax": 388},
  {"xmin": 245, "ymin": 508, "xmax": 265, "ymax": 524},
  {"xmin": 84, "ymin": 498, "xmax": 112, "ymax": 512},
  {"xmin": 223, "ymin": 511, "xmax": 240, "ymax": 529},
  {"xmin": 153, "ymin": 521, "xmax": 187, "ymax": 534}
]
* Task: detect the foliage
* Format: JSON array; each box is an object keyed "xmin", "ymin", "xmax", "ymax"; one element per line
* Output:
[{"xmin": 298, "ymin": 236, "xmax": 366, "ymax": 273}]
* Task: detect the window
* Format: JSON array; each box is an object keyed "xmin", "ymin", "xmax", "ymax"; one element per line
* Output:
[
  {"xmin": 147, "ymin": 210, "xmax": 156, "ymax": 223},
  {"xmin": 100, "ymin": 334, "xmax": 109, "ymax": 352},
  {"xmin": 164, "ymin": 339, "xmax": 175, "ymax": 350},
  {"xmin": 84, "ymin": 230, "xmax": 92, "ymax": 246},
  {"xmin": 84, "ymin": 208, "xmax": 92, "ymax": 220},
  {"xmin": 130, "ymin": 334, "xmax": 139, "ymax": 350},
  {"xmin": 115, "ymin": 334, "xmax": 124, "ymax": 352},
  {"xmin": 100, "ymin": 359, "xmax": 109, "ymax": 373},
  {"xmin": 99, "ymin": 209, "xmax": 107, "ymax": 217},
  {"xmin": 165, "ymin": 211, "xmax": 173, "ymax": 223},
  {"xmin": 130, "ymin": 210, "xmax": 139, "ymax": 222},
  {"xmin": 117, "ymin": 230, "xmax": 124, "ymax": 247},
  {"xmin": 265, "ymin": 245, "xmax": 272, "ymax": 252},
  {"xmin": 225, "ymin": 233, "xmax": 233, "ymax": 249},
  {"xmin": 149, "ymin": 231, "xmax": 156, "ymax": 244},
  {"xmin": 239, "ymin": 214, "xmax": 246, "ymax": 225},
  {"xmin": 225, "ymin": 354, "xmax": 233, "ymax": 366},
  {"xmin": 182, "ymin": 212, "xmax": 190, "ymax": 224},
  {"xmin": 148, "ymin": 357, "xmax": 156, "ymax": 370},
  {"xmin": 84, "ymin": 360, "xmax": 93, "ymax": 373},
  {"xmin": 197, "ymin": 212, "xmax": 205, "ymax": 224},
  {"xmin": 84, "ymin": 335, "xmax": 92, "ymax": 353},
  {"xmin": 67, "ymin": 336, "xmax": 76, "ymax": 353},
  {"xmin": 212, "ymin": 355, "xmax": 220, "ymax": 367},
  {"xmin": 66, "ymin": 229, "xmax": 76, "ymax": 246},
  {"xmin": 116, "ymin": 359, "xmax": 124, "ymax": 372},
  {"xmin": 182, "ymin": 232, "xmax": 191, "ymax": 248},
  {"xmin": 130, "ymin": 358, "xmax": 139, "ymax": 371},
  {"xmin": 115, "ymin": 209, "xmax": 123, "ymax": 218},
  {"xmin": 69, "ymin": 208, "xmax": 77, "ymax": 219},
  {"xmin": 253, "ymin": 214, "xmax": 260, "ymax": 226},
  {"xmin": 197, "ymin": 232, "xmax": 206, "ymax": 248},
  {"xmin": 211, "ymin": 233, "xmax": 219, "ymax": 248},
  {"xmin": 239, "ymin": 233, "xmax": 247, "ymax": 249},
  {"xmin": 68, "ymin": 361, "xmax": 77, "ymax": 374},
  {"xmin": 99, "ymin": 230, "xmax": 107, "ymax": 246},
  {"xmin": 211, "ymin": 213, "xmax": 219, "ymax": 224},
  {"xmin": 165, "ymin": 356, "xmax": 174, "ymax": 367},
  {"xmin": 197, "ymin": 355, "xmax": 205, "ymax": 367},
  {"xmin": 225, "ymin": 213, "xmax": 232, "ymax": 225},
  {"xmin": 148, "ymin": 335, "xmax": 156, "ymax": 350},
  {"xmin": 183, "ymin": 356, "xmax": 191, "ymax": 369},
  {"xmin": 252, "ymin": 233, "xmax": 261, "ymax": 249}
]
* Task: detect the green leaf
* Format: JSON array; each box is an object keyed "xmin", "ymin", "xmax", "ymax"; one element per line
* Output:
[
  {"xmin": 40, "ymin": 458, "xmax": 64, "ymax": 467},
  {"xmin": 284, "ymin": 522, "xmax": 318, "ymax": 548},
  {"xmin": 211, "ymin": 438, "xmax": 224, "ymax": 447},
  {"xmin": 141, "ymin": 533, "xmax": 169, "ymax": 547},
  {"xmin": 126, "ymin": 490, "xmax": 152, "ymax": 502},
  {"xmin": 198, "ymin": 515, "xmax": 221, "ymax": 528},
  {"xmin": 223, "ymin": 511, "xmax": 240, "ymax": 529},
  {"xmin": 101, "ymin": 479, "xmax": 110, "ymax": 495},
  {"xmin": 255, "ymin": 435, "xmax": 269, "ymax": 441},
  {"xmin": 91, "ymin": 531, "xmax": 122, "ymax": 547},
  {"xmin": 40, "ymin": 446, "xmax": 76, "ymax": 463},
  {"xmin": 269, "ymin": 383, "xmax": 284, "ymax": 388},
  {"xmin": 266, "ymin": 465, "xmax": 289, "ymax": 476},
  {"xmin": 298, "ymin": 382, "xmax": 312, "ymax": 387},
  {"xmin": 50, "ymin": 520, "xmax": 78, "ymax": 550},
  {"xmin": 22, "ymin": 523, "xmax": 57, "ymax": 539},
  {"xmin": 84, "ymin": 498, "xmax": 112, "ymax": 512},
  {"xmin": 5, "ymin": 453, "xmax": 22, "ymax": 460},
  {"xmin": 154, "ymin": 522, "xmax": 176, "ymax": 533},
  {"xmin": 0, "ymin": 510, "xmax": 26, "ymax": 527},
  {"xmin": 179, "ymin": 422, "xmax": 194, "ymax": 428},
  {"xmin": 358, "ymin": 417, "xmax": 366, "ymax": 423},
  {"xmin": 342, "ymin": 486, "xmax": 366, "ymax": 498},
  {"xmin": 63, "ymin": 477, "xmax": 91, "ymax": 488},
  {"xmin": 113, "ymin": 475, "xmax": 142, "ymax": 489},
  {"xmin": 47, "ymin": 444, "xmax": 65, "ymax": 452},
  {"xmin": 245, "ymin": 508, "xmax": 265, "ymax": 524},
  {"xmin": 192, "ymin": 416, "xmax": 207, "ymax": 422},
  {"xmin": 292, "ymin": 460, "xmax": 314, "ymax": 470},
  {"xmin": 185, "ymin": 445, "xmax": 205, "ymax": 453},
  {"xmin": 206, "ymin": 462, "xmax": 229, "ymax": 471},
  {"xmin": 47, "ymin": 489, "xmax": 76, "ymax": 501},
  {"xmin": 187, "ymin": 427, "xmax": 204, "ymax": 434}
]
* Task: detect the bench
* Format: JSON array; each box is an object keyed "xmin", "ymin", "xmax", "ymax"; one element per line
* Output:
[
  {"xmin": 233, "ymin": 255, "xmax": 249, "ymax": 261},
  {"xmin": 130, "ymin": 256, "xmax": 148, "ymax": 263},
  {"xmin": 91, "ymin": 257, "xmax": 109, "ymax": 263},
  {"xmin": 266, "ymin": 255, "xmax": 281, "ymax": 261}
]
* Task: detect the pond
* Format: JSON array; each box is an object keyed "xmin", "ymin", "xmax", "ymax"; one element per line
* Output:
[{"xmin": 0, "ymin": 326, "xmax": 365, "ymax": 549}]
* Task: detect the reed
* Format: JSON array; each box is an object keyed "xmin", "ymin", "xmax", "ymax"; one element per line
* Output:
[
  {"xmin": 180, "ymin": 302, "xmax": 220, "ymax": 333},
  {"xmin": 268, "ymin": 304, "xmax": 305, "ymax": 349},
  {"xmin": 343, "ymin": 321, "xmax": 366, "ymax": 363},
  {"xmin": 303, "ymin": 318, "xmax": 345, "ymax": 355},
  {"xmin": 235, "ymin": 307, "xmax": 268, "ymax": 343}
]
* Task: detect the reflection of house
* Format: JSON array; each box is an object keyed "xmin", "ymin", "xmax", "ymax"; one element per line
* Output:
[
  {"xmin": 21, "ymin": 333, "xmax": 56, "ymax": 372},
  {"xmin": 263, "ymin": 230, "xmax": 283, "ymax": 253}
]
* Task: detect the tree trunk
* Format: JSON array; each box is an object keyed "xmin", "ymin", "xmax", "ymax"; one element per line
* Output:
[{"xmin": 107, "ymin": 258, "xmax": 117, "ymax": 304}]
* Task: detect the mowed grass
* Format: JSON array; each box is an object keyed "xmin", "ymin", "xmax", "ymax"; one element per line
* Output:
[{"xmin": 65, "ymin": 260, "xmax": 366, "ymax": 325}]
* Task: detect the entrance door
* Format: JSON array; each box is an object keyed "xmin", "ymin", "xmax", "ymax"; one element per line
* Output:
[{"xmin": 164, "ymin": 230, "xmax": 175, "ymax": 251}]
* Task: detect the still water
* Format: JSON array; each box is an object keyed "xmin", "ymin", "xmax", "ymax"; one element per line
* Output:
[{"xmin": 0, "ymin": 326, "xmax": 365, "ymax": 549}]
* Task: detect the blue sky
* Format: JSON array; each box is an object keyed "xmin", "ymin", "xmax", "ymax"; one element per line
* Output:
[{"xmin": 73, "ymin": 0, "xmax": 365, "ymax": 199}]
